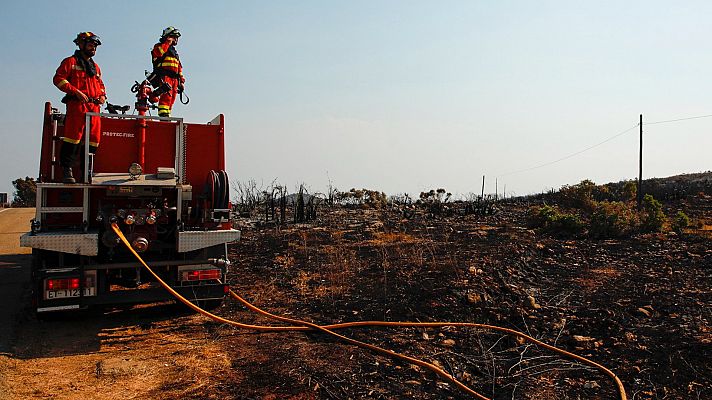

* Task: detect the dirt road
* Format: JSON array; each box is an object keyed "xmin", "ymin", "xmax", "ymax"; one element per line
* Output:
[
  {"xmin": 0, "ymin": 208, "xmax": 33, "ymax": 255},
  {"xmin": 0, "ymin": 208, "xmax": 33, "ymax": 398},
  {"xmin": 0, "ymin": 207, "xmax": 34, "ymax": 355},
  {"xmin": 0, "ymin": 208, "xmax": 226, "ymax": 400}
]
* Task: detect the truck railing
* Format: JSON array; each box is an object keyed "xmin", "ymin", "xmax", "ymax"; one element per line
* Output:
[{"xmin": 82, "ymin": 112, "xmax": 185, "ymax": 185}]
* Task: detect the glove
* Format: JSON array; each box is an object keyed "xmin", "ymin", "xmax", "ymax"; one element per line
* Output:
[{"xmin": 74, "ymin": 90, "xmax": 89, "ymax": 103}]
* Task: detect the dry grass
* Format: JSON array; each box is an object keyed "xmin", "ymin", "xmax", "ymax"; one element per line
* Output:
[
  {"xmin": 291, "ymin": 244, "xmax": 363, "ymax": 299},
  {"xmin": 369, "ymin": 231, "xmax": 421, "ymax": 245}
]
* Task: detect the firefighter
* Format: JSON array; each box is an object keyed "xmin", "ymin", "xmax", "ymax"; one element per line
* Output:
[
  {"xmin": 53, "ymin": 32, "xmax": 107, "ymax": 183},
  {"xmin": 150, "ymin": 26, "xmax": 185, "ymax": 117}
]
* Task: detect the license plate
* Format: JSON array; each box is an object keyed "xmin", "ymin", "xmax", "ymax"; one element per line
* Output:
[{"xmin": 45, "ymin": 287, "xmax": 96, "ymax": 300}]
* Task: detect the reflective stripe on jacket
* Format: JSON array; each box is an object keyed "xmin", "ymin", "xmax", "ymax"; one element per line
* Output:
[{"xmin": 151, "ymin": 42, "xmax": 184, "ymax": 82}]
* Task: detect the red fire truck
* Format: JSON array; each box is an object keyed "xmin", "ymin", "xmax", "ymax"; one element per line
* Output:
[{"xmin": 20, "ymin": 100, "xmax": 239, "ymax": 314}]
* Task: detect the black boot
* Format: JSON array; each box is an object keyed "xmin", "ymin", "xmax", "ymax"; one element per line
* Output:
[
  {"xmin": 63, "ymin": 167, "xmax": 76, "ymax": 184},
  {"xmin": 60, "ymin": 142, "xmax": 80, "ymax": 183}
]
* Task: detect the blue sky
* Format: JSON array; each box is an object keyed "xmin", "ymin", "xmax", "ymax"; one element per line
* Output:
[{"xmin": 1, "ymin": 1, "xmax": 710, "ymax": 199}]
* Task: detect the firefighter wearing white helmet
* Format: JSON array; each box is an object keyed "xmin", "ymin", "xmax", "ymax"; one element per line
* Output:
[{"xmin": 150, "ymin": 26, "xmax": 185, "ymax": 117}]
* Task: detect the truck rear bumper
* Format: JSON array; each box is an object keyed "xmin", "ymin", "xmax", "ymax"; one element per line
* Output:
[
  {"xmin": 22, "ymin": 229, "xmax": 241, "ymax": 256},
  {"xmin": 21, "ymin": 232, "xmax": 99, "ymax": 256},
  {"xmin": 35, "ymin": 283, "xmax": 227, "ymax": 312}
]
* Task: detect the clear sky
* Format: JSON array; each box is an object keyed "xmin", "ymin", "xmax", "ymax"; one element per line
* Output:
[{"xmin": 1, "ymin": 1, "xmax": 710, "ymax": 200}]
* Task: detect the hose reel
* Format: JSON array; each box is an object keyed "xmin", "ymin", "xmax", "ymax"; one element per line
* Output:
[{"xmin": 199, "ymin": 170, "xmax": 229, "ymax": 222}]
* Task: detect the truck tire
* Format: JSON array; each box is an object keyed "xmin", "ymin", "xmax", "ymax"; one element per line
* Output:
[{"xmin": 30, "ymin": 249, "xmax": 43, "ymax": 319}]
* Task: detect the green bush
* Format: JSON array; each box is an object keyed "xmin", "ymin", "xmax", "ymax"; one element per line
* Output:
[
  {"xmin": 558, "ymin": 180, "xmax": 597, "ymax": 212},
  {"xmin": 528, "ymin": 204, "xmax": 558, "ymax": 228},
  {"xmin": 552, "ymin": 213, "xmax": 586, "ymax": 236},
  {"xmin": 622, "ymin": 181, "xmax": 637, "ymax": 202},
  {"xmin": 590, "ymin": 201, "xmax": 638, "ymax": 238},
  {"xmin": 11, "ymin": 176, "xmax": 36, "ymax": 207},
  {"xmin": 641, "ymin": 194, "xmax": 666, "ymax": 232},
  {"xmin": 529, "ymin": 205, "xmax": 584, "ymax": 237},
  {"xmin": 673, "ymin": 211, "xmax": 690, "ymax": 232}
]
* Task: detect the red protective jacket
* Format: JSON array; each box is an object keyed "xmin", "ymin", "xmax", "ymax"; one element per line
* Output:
[
  {"xmin": 151, "ymin": 42, "xmax": 184, "ymax": 116},
  {"xmin": 151, "ymin": 42, "xmax": 184, "ymax": 82},
  {"xmin": 53, "ymin": 53, "xmax": 106, "ymax": 100},
  {"xmin": 53, "ymin": 53, "xmax": 106, "ymax": 146}
]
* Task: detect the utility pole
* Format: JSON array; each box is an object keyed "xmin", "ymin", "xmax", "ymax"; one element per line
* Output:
[
  {"xmin": 481, "ymin": 175, "xmax": 485, "ymax": 199},
  {"xmin": 495, "ymin": 178, "xmax": 498, "ymax": 201},
  {"xmin": 637, "ymin": 114, "xmax": 643, "ymax": 210}
]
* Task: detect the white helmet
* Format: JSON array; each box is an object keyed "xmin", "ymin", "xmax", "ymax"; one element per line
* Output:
[{"xmin": 161, "ymin": 26, "xmax": 181, "ymax": 40}]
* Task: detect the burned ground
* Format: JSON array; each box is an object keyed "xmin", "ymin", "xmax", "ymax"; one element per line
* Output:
[
  {"xmin": 0, "ymin": 194, "xmax": 709, "ymax": 399},
  {"xmin": 213, "ymin": 196, "xmax": 711, "ymax": 399}
]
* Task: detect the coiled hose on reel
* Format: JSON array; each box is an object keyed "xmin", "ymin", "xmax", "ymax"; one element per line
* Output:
[
  {"xmin": 208, "ymin": 170, "xmax": 229, "ymax": 210},
  {"xmin": 194, "ymin": 170, "xmax": 230, "ymax": 220}
]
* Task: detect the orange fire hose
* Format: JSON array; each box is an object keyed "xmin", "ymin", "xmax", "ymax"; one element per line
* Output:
[{"xmin": 111, "ymin": 223, "xmax": 626, "ymax": 400}]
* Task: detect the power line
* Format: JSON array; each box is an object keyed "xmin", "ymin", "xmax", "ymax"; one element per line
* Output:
[
  {"xmin": 497, "ymin": 123, "xmax": 640, "ymax": 177},
  {"xmin": 645, "ymin": 113, "xmax": 712, "ymax": 125},
  {"xmin": 496, "ymin": 111, "xmax": 712, "ymax": 179}
]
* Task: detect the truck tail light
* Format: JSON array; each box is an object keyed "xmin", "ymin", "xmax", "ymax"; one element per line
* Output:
[
  {"xmin": 181, "ymin": 269, "xmax": 221, "ymax": 282},
  {"xmin": 46, "ymin": 276, "xmax": 94, "ymax": 290}
]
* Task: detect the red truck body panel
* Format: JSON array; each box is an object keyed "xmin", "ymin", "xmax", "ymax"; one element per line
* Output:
[{"xmin": 39, "ymin": 102, "xmax": 225, "ymax": 202}]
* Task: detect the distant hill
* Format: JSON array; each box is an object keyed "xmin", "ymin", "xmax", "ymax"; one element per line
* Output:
[
  {"xmin": 610, "ymin": 171, "xmax": 712, "ymax": 200},
  {"xmin": 518, "ymin": 171, "xmax": 712, "ymax": 203}
]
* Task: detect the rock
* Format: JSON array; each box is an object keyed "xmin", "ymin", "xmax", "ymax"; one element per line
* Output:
[
  {"xmin": 637, "ymin": 307, "xmax": 652, "ymax": 317},
  {"xmin": 467, "ymin": 293, "xmax": 482, "ymax": 304},
  {"xmin": 441, "ymin": 339, "xmax": 456, "ymax": 347},
  {"xmin": 457, "ymin": 371, "xmax": 472, "ymax": 382},
  {"xmin": 584, "ymin": 381, "xmax": 601, "ymax": 389},
  {"xmin": 573, "ymin": 335, "xmax": 595, "ymax": 343},
  {"xmin": 526, "ymin": 295, "xmax": 541, "ymax": 310},
  {"xmin": 553, "ymin": 318, "xmax": 566, "ymax": 330}
]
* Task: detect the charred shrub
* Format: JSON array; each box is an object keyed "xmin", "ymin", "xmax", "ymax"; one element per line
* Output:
[
  {"xmin": 337, "ymin": 188, "xmax": 387, "ymax": 209},
  {"xmin": 589, "ymin": 201, "xmax": 637, "ymax": 239},
  {"xmin": 363, "ymin": 189, "xmax": 387, "ymax": 209},
  {"xmin": 418, "ymin": 188, "xmax": 453, "ymax": 217}
]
